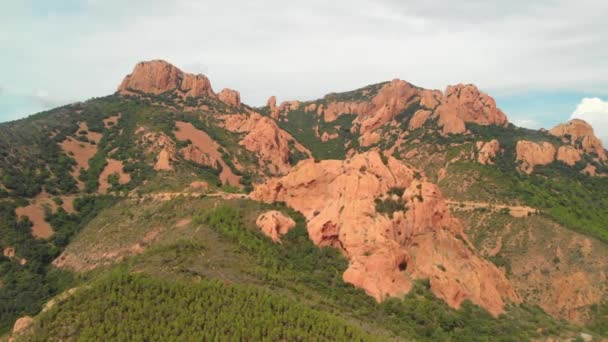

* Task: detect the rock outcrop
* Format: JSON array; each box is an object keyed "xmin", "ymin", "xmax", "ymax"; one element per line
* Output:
[
  {"xmin": 255, "ymin": 211, "xmax": 296, "ymax": 243},
  {"xmin": 140, "ymin": 131, "xmax": 178, "ymax": 171},
  {"xmin": 218, "ymin": 88, "xmax": 241, "ymax": 108},
  {"xmin": 516, "ymin": 141, "xmax": 556, "ymax": 174},
  {"xmin": 118, "ymin": 60, "xmax": 214, "ymax": 98},
  {"xmin": 222, "ymin": 113, "xmax": 311, "ymax": 175},
  {"xmin": 12, "ymin": 316, "xmax": 33, "ymax": 334},
  {"xmin": 556, "ymin": 145, "xmax": 582, "ymax": 166},
  {"xmin": 476, "ymin": 140, "xmax": 500, "ymax": 165},
  {"xmin": 436, "ymin": 84, "xmax": 508, "ymax": 132},
  {"xmin": 309, "ymin": 80, "xmax": 508, "ymax": 136},
  {"xmin": 3, "ymin": 246, "xmax": 15, "ymax": 258},
  {"xmin": 251, "ymin": 151, "xmax": 519, "ymax": 316},
  {"xmin": 550, "ymin": 119, "xmax": 607, "ymax": 161},
  {"xmin": 267, "ymin": 96, "xmax": 279, "ymax": 119}
]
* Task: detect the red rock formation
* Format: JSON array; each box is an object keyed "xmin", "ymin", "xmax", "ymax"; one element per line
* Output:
[
  {"xmin": 267, "ymin": 96, "xmax": 279, "ymax": 119},
  {"xmin": 180, "ymin": 145, "xmax": 218, "ymax": 168},
  {"xmin": 140, "ymin": 132, "xmax": 177, "ymax": 171},
  {"xmin": 476, "ymin": 140, "xmax": 500, "ymax": 165},
  {"xmin": 222, "ymin": 113, "xmax": 311, "ymax": 175},
  {"xmin": 310, "ymin": 80, "xmax": 508, "ymax": 136},
  {"xmin": 256, "ymin": 211, "xmax": 296, "ymax": 243},
  {"xmin": 516, "ymin": 141, "xmax": 556, "ymax": 174},
  {"xmin": 358, "ymin": 131, "xmax": 381, "ymax": 147},
  {"xmin": 118, "ymin": 60, "xmax": 214, "ymax": 98},
  {"xmin": 12, "ymin": 316, "xmax": 33, "ymax": 334},
  {"xmin": 218, "ymin": 88, "xmax": 241, "ymax": 108},
  {"xmin": 442, "ymin": 84, "xmax": 508, "ymax": 125},
  {"xmin": 251, "ymin": 151, "xmax": 519, "ymax": 316},
  {"xmin": 408, "ymin": 109, "xmax": 432, "ymax": 130},
  {"xmin": 3, "ymin": 246, "xmax": 15, "ymax": 258},
  {"xmin": 550, "ymin": 119, "xmax": 607, "ymax": 161},
  {"xmin": 556, "ymin": 146, "xmax": 582, "ymax": 166}
]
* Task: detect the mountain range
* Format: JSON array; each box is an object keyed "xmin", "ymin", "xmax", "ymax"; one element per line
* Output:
[{"xmin": 1, "ymin": 60, "xmax": 606, "ymax": 341}]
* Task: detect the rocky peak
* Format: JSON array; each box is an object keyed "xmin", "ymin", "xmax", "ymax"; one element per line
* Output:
[
  {"xmin": 218, "ymin": 88, "xmax": 241, "ymax": 108},
  {"xmin": 432, "ymin": 84, "xmax": 508, "ymax": 134},
  {"xmin": 549, "ymin": 119, "xmax": 607, "ymax": 161},
  {"xmin": 117, "ymin": 60, "xmax": 214, "ymax": 98}
]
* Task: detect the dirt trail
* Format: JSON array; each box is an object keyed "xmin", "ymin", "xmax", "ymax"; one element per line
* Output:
[
  {"xmin": 445, "ymin": 200, "xmax": 538, "ymax": 218},
  {"xmin": 129, "ymin": 191, "xmax": 248, "ymax": 202}
]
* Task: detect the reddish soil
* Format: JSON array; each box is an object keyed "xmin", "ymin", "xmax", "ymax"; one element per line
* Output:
[
  {"xmin": 98, "ymin": 159, "xmax": 131, "ymax": 193},
  {"xmin": 174, "ymin": 121, "xmax": 240, "ymax": 186},
  {"xmin": 15, "ymin": 203, "xmax": 53, "ymax": 239}
]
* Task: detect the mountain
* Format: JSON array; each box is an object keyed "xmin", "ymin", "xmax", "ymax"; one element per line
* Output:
[{"xmin": 1, "ymin": 60, "xmax": 606, "ymax": 341}]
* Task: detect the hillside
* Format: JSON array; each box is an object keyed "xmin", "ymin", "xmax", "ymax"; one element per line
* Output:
[{"xmin": 1, "ymin": 60, "xmax": 606, "ymax": 341}]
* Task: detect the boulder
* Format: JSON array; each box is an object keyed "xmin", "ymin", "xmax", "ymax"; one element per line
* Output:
[
  {"xmin": 12, "ymin": 316, "xmax": 33, "ymax": 334},
  {"xmin": 255, "ymin": 211, "xmax": 296, "ymax": 243}
]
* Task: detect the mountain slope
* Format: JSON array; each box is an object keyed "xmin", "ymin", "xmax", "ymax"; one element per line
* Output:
[{"xmin": 1, "ymin": 59, "xmax": 607, "ymax": 340}]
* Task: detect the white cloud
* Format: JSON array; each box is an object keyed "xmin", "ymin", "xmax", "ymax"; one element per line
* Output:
[
  {"xmin": 571, "ymin": 97, "xmax": 608, "ymax": 145},
  {"xmin": 1, "ymin": 0, "xmax": 608, "ymax": 118},
  {"xmin": 510, "ymin": 117, "xmax": 541, "ymax": 130}
]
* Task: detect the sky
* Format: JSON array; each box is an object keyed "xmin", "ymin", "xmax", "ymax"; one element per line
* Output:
[{"xmin": 2, "ymin": 0, "xmax": 608, "ymax": 143}]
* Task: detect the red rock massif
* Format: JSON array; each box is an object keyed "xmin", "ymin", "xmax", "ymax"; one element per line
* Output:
[
  {"xmin": 118, "ymin": 60, "xmax": 214, "ymax": 98},
  {"xmin": 107, "ymin": 60, "xmax": 608, "ymax": 320},
  {"xmin": 251, "ymin": 151, "xmax": 519, "ymax": 316}
]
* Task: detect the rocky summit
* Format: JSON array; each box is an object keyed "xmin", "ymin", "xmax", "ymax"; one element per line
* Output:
[{"xmin": 1, "ymin": 60, "xmax": 607, "ymax": 341}]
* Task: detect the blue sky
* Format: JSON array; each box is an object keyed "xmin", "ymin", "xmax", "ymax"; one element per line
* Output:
[{"xmin": 2, "ymin": 0, "xmax": 608, "ymax": 141}]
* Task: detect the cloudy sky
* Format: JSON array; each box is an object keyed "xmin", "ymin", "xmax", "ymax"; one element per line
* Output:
[{"xmin": 2, "ymin": 0, "xmax": 608, "ymax": 142}]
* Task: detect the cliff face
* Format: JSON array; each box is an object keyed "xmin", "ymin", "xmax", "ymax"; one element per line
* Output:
[
  {"xmin": 251, "ymin": 151, "xmax": 519, "ymax": 316},
  {"xmin": 117, "ymin": 60, "xmax": 214, "ymax": 98},
  {"xmin": 516, "ymin": 141, "xmax": 556, "ymax": 174},
  {"xmin": 550, "ymin": 119, "xmax": 607, "ymax": 161}
]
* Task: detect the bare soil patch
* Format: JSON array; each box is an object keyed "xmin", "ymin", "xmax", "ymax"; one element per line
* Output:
[{"xmin": 174, "ymin": 121, "xmax": 240, "ymax": 186}]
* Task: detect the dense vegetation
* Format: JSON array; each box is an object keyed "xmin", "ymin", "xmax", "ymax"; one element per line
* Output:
[
  {"xmin": 24, "ymin": 271, "xmax": 370, "ymax": 341},
  {"xmin": 186, "ymin": 205, "xmax": 574, "ymax": 341},
  {"xmin": 278, "ymin": 108, "xmax": 359, "ymax": 160},
  {"xmin": 0, "ymin": 196, "xmax": 116, "ymax": 334},
  {"xmin": 445, "ymin": 161, "xmax": 608, "ymax": 243}
]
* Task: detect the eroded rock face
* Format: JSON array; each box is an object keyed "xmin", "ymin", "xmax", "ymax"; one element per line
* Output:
[
  {"xmin": 550, "ymin": 119, "xmax": 607, "ymax": 161},
  {"xmin": 140, "ymin": 132, "xmax": 177, "ymax": 171},
  {"xmin": 222, "ymin": 113, "xmax": 310, "ymax": 175},
  {"xmin": 256, "ymin": 211, "xmax": 296, "ymax": 243},
  {"xmin": 440, "ymin": 84, "xmax": 508, "ymax": 126},
  {"xmin": 516, "ymin": 141, "xmax": 556, "ymax": 174},
  {"xmin": 476, "ymin": 140, "xmax": 500, "ymax": 165},
  {"xmin": 251, "ymin": 151, "xmax": 519, "ymax": 316},
  {"xmin": 218, "ymin": 88, "xmax": 241, "ymax": 108},
  {"xmin": 118, "ymin": 60, "xmax": 214, "ymax": 98},
  {"xmin": 556, "ymin": 145, "xmax": 582, "ymax": 166}
]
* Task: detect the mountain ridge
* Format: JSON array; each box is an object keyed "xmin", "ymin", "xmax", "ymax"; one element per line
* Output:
[{"xmin": 1, "ymin": 59, "xmax": 607, "ymax": 341}]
